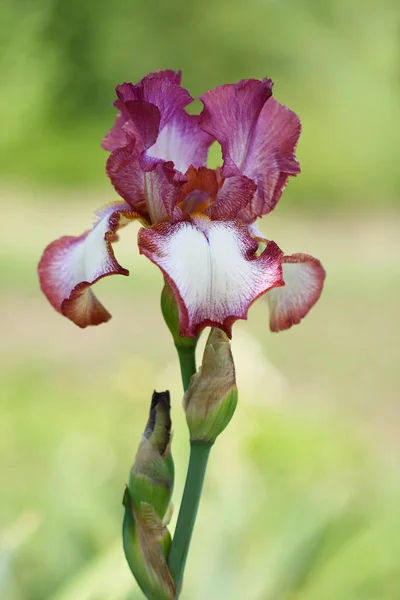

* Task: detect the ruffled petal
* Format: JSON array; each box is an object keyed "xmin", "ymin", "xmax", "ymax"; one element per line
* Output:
[
  {"xmin": 138, "ymin": 215, "xmax": 284, "ymax": 337},
  {"xmin": 107, "ymin": 144, "xmax": 183, "ymax": 224},
  {"xmin": 206, "ymin": 175, "xmax": 256, "ymax": 220},
  {"xmin": 116, "ymin": 73, "xmax": 192, "ymax": 132},
  {"xmin": 266, "ymin": 253, "xmax": 326, "ymax": 332},
  {"xmin": 200, "ymin": 78, "xmax": 273, "ymax": 175},
  {"xmin": 147, "ymin": 112, "xmax": 213, "ymax": 173},
  {"xmin": 102, "ymin": 70, "xmax": 192, "ymax": 152},
  {"xmin": 38, "ymin": 202, "xmax": 138, "ymax": 328},
  {"xmin": 200, "ymin": 78, "xmax": 301, "ymax": 219},
  {"xmin": 105, "ymin": 72, "xmax": 212, "ymax": 223},
  {"xmin": 102, "ymin": 110, "xmax": 129, "ymax": 152}
]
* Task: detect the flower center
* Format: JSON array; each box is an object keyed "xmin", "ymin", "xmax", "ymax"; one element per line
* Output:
[{"xmin": 177, "ymin": 165, "xmax": 219, "ymax": 216}]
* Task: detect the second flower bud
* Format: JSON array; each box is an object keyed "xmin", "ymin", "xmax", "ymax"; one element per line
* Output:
[{"xmin": 183, "ymin": 328, "xmax": 238, "ymax": 444}]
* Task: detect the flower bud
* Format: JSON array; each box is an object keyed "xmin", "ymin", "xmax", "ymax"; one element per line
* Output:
[
  {"xmin": 129, "ymin": 390, "xmax": 174, "ymax": 519},
  {"xmin": 183, "ymin": 328, "xmax": 238, "ymax": 444},
  {"xmin": 123, "ymin": 391, "xmax": 175, "ymax": 600}
]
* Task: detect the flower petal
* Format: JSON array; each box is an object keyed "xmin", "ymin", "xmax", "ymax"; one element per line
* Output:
[
  {"xmin": 116, "ymin": 73, "xmax": 193, "ymax": 132},
  {"xmin": 267, "ymin": 253, "xmax": 326, "ymax": 332},
  {"xmin": 200, "ymin": 78, "xmax": 273, "ymax": 175},
  {"xmin": 206, "ymin": 175, "xmax": 256, "ymax": 220},
  {"xmin": 146, "ymin": 112, "xmax": 213, "ymax": 173},
  {"xmin": 102, "ymin": 70, "xmax": 192, "ymax": 152},
  {"xmin": 200, "ymin": 79, "xmax": 301, "ymax": 219},
  {"xmin": 107, "ymin": 144, "xmax": 183, "ymax": 224},
  {"xmin": 138, "ymin": 215, "xmax": 284, "ymax": 337},
  {"xmin": 38, "ymin": 202, "xmax": 138, "ymax": 328},
  {"xmin": 102, "ymin": 110, "xmax": 129, "ymax": 152}
]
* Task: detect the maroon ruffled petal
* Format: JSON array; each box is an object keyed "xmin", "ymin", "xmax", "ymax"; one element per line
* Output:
[
  {"xmin": 200, "ymin": 78, "xmax": 301, "ymax": 219},
  {"xmin": 107, "ymin": 143, "xmax": 183, "ymax": 224},
  {"xmin": 102, "ymin": 70, "xmax": 192, "ymax": 152},
  {"xmin": 206, "ymin": 175, "xmax": 256, "ymax": 220}
]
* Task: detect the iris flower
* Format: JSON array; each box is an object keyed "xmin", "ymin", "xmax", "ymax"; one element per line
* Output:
[{"xmin": 38, "ymin": 70, "xmax": 325, "ymax": 337}]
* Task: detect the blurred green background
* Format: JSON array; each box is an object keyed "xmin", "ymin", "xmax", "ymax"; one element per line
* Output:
[{"xmin": 1, "ymin": 0, "xmax": 400, "ymax": 599}]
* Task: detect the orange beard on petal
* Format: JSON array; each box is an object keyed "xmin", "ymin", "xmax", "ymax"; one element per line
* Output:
[{"xmin": 178, "ymin": 165, "xmax": 219, "ymax": 215}]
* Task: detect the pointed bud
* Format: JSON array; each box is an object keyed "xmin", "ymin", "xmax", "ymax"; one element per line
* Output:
[
  {"xmin": 129, "ymin": 390, "xmax": 174, "ymax": 519},
  {"xmin": 183, "ymin": 328, "xmax": 238, "ymax": 444},
  {"xmin": 161, "ymin": 281, "xmax": 199, "ymax": 350},
  {"xmin": 123, "ymin": 391, "xmax": 175, "ymax": 600}
]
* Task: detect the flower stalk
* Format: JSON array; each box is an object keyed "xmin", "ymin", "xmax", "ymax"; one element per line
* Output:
[
  {"xmin": 168, "ymin": 441, "xmax": 212, "ymax": 596},
  {"xmin": 165, "ymin": 326, "xmax": 238, "ymax": 597}
]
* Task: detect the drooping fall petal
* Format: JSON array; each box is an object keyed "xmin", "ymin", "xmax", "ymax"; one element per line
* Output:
[
  {"xmin": 38, "ymin": 202, "xmax": 139, "ymax": 328},
  {"xmin": 266, "ymin": 253, "xmax": 326, "ymax": 332},
  {"xmin": 200, "ymin": 78, "xmax": 301, "ymax": 219},
  {"xmin": 138, "ymin": 215, "xmax": 284, "ymax": 337}
]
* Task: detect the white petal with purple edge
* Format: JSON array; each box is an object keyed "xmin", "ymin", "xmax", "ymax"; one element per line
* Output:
[
  {"xmin": 38, "ymin": 202, "xmax": 138, "ymax": 327},
  {"xmin": 138, "ymin": 215, "xmax": 284, "ymax": 337},
  {"xmin": 267, "ymin": 253, "xmax": 326, "ymax": 332}
]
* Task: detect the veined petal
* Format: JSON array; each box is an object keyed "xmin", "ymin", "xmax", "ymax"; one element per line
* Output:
[
  {"xmin": 267, "ymin": 253, "xmax": 326, "ymax": 332},
  {"xmin": 206, "ymin": 175, "xmax": 256, "ymax": 220},
  {"xmin": 146, "ymin": 112, "xmax": 213, "ymax": 173},
  {"xmin": 239, "ymin": 98, "xmax": 301, "ymax": 221},
  {"xmin": 106, "ymin": 141, "xmax": 150, "ymax": 219},
  {"xmin": 117, "ymin": 73, "xmax": 192, "ymax": 131},
  {"xmin": 102, "ymin": 70, "xmax": 192, "ymax": 152},
  {"xmin": 138, "ymin": 215, "xmax": 284, "ymax": 337},
  {"xmin": 102, "ymin": 110, "xmax": 129, "ymax": 152},
  {"xmin": 107, "ymin": 144, "xmax": 183, "ymax": 224},
  {"xmin": 200, "ymin": 78, "xmax": 301, "ymax": 219},
  {"xmin": 38, "ymin": 202, "xmax": 138, "ymax": 328},
  {"xmin": 200, "ymin": 78, "xmax": 273, "ymax": 175}
]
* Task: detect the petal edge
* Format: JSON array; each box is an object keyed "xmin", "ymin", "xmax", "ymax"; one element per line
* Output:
[
  {"xmin": 38, "ymin": 203, "xmax": 138, "ymax": 327},
  {"xmin": 267, "ymin": 253, "xmax": 326, "ymax": 332},
  {"xmin": 138, "ymin": 216, "xmax": 284, "ymax": 337}
]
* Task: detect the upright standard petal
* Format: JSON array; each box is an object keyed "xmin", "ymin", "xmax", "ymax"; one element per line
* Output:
[
  {"xmin": 200, "ymin": 78, "xmax": 273, "ymax": 175},
  {"xmin": 146, "ymin": 112, "xmax": 213, "ymax": 173},
  {"xmin": 266, "ymin": 253, "xmax": 326, "ymax": 332},
  {"xmin": 200, "ymin": 79, "xmax": 301, "ymax": 219},
  {"xmin": 206, "ymin": 174, "xmax": 256, "ymax": 220},
  {"xmin": 38, "ymin": 203, "xmax": 138, "ymax": 328},
  {"xmin": 102, "ymin": 70, "xmax": 192, "ymax": 152},
  {"xmin": 107, "ymin": 143, "xmax": 183, "ymax": 224},
  {"xmin": 138, "ymin": 215, "xmax": 284, "ymax": 337}
]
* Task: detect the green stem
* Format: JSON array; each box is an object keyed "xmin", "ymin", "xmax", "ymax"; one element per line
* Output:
[
  {"xmin": 175, "ymin": 344, "xmax": 197, "ymax": 391},
  {"xmin": 168, "ymin": 441, "xmax": 213, "ymax": 597}
]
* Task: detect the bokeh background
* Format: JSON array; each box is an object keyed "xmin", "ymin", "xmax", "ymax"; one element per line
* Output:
[{"xmin": 1, "ymin": 0, "xmax": 400, "ymax": 598}]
